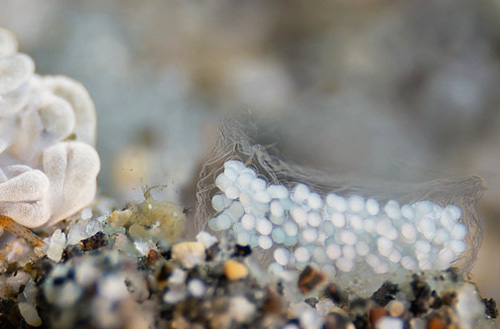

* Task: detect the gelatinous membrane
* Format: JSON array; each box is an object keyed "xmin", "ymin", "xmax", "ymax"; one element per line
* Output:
[{"xmin": 196, "ymin": 117, "xmax": 484, "ymax": 275}]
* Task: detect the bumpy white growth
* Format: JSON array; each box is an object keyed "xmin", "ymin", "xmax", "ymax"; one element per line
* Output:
[
  {"xmin": 0, "ymin": 27, "xmax": 100, "ymax": 228},
  {"xmin": 208, "ymin": 160, "xmax": 469, "ymax": 277}
]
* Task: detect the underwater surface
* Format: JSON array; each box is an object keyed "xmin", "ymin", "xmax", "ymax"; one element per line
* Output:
[{"xmin": 1, "ymin": 1, "xmax": 500, "ymax": 328}]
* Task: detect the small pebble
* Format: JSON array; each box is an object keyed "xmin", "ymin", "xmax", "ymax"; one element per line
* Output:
[
  {"xmin": 234, "ymin": 244, "xmax": 253, "ymax": 256},
  {"xmin": 427, "ymin": 317, "xmax": 446, "ymax": 329},
  {"xmin": 387, "ymin": 300, "xmax": 405, "ymax": 317},
  {"xmin": 187, "ymin": 279, "xmax": 206, "ymax": 297},
  {"xmin": 224, "ymin": 259, "xmax": 249, "ymax": 280},
  {"xmin": 18, "ymin": 302, "xmax": 42, "ymax": 327},
  {"xmin": 282, "ymin": 324, "xmax": 300, "ymax": 329},
  {"xmin": 369, "ymin": 306, "xmax": 388, "ymax": 327},
  {"xmin": 229, "ymin": 296, "xmax": 256, "ymax": 322},
  {"xmin": 171, "ymin": 242, "xmax": 206, "ymax": 269},
  {"xmin": 164, "ymin": 288, "xmax": 187, "ymax": 304},
  {"xmin": 46, "ymin": 229, "xmax": 67, "ymax": 262},
  {"xmin": 375, "ymin": 316, "xmax": 404, "ymax": 329},
  {"xmin": 298, "ymin": 266, "xmax": 327, "ymax": 294}
]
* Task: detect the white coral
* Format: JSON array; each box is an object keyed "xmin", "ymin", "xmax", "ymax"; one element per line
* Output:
[{"xmin": 0, "ymin": 27, "xmax": 100, "ymax": 228}]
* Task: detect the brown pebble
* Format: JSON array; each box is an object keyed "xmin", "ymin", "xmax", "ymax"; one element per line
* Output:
[
  {"xmin": 223, "ymin": 259, "xmax": 248, "ymax": 280},
  {"xmin": 298, "ymin": 266, "xmax": 326, "ymax": 294},
  {"xmin": 80, "ymin": 232, "xmax": 108, "ymax": 251},
  {"xmin": 368, "ymin": 306, "xmax": 387, "ymax": 327},
  {"xmin": 146, "ymin": 250, "xmax": 161, "ymax": 265},
  {"xmin": 440, "ymin": 292, "xmax": 456, "ymax": 306},
  {"xmin": 371, "ymin": 281, "xmax": 399, "ymax": 306},
  {"xmin": 323, "ymin": 283, "xmax": 348, "ymax": 307},
  {"xmin": 427, "ymin": 317, "xmax": 445, "ymax": 329},
  {"xmin": 263, "ymin": 289, "xmax": 285, "ymax": 315},
  {"xmin": 483, "ymin": 298, "xmax": 499, "ymax": 318}
]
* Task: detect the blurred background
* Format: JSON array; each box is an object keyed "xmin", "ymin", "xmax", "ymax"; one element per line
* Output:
[{"xmin": 1, "ymin": 0, "xmax": 499, "ymax": 322}]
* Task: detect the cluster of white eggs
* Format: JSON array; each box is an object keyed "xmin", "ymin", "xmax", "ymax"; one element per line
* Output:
[{"xmin": 208, "ymin": 160, "xmax": 468, "ymax": 276}]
